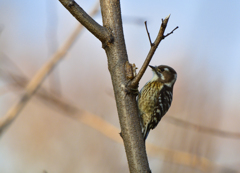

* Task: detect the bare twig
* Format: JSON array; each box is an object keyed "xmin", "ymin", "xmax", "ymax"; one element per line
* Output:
[
  {"xmin": 0, "ymin": 2, "xmax": 100, "ymax": 135},
  {"xmin": 128, "ymin": 14, "xmax": 178, "ymax": 89},
  {"xmin": 163, "ymin": 26, "xmax": 179, "ymax": 39},
  {"xmin": 144, "ymin": 21, "xmax": 154, "ymax": 47},
  {"xmin": 59, "ymin": 0, "xmax": 113, "ymax": 45}
]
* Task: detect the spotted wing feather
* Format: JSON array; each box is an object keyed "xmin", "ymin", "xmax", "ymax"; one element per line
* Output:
[{"xmin": 143, "ymin": 86, "xmax": 173, "ymax": 140}]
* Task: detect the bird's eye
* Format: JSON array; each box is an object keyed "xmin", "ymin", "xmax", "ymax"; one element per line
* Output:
[{"xmin": 159, "ymin": 68, "xmax": 164, "ymax": 72}]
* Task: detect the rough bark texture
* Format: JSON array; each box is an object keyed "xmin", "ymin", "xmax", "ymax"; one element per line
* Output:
[
  {"xmin": 100, "ymin": 0, "xmax": 151, "ymax": 173},
  {"xmin": 58, "ymin": 0, "xmax": 151, "ymax": 172}
]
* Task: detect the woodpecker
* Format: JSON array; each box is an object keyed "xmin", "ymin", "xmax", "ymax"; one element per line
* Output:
[{"xmin": 137, "ymin": 65, "xmax": 177, "ymax": 141}]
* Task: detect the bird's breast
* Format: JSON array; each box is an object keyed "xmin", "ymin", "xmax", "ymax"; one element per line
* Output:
[{"xmin": 138, "ymin": 81, "xmax": 163, "ymax": 115}]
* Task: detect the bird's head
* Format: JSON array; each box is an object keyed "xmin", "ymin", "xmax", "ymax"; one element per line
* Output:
[{"xmin": 149, "ymin": 65, "xmax": 177, "ymax": 87}]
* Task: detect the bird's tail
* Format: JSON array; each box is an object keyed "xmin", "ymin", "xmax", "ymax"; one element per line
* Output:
[{"xmin": 142, "ymin": 124, "xmax": 150, "ymax": 141}]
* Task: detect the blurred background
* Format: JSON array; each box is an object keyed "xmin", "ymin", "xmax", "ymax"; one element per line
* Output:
[{"xmin": 0, "ymin": 0, "xmax": 240, "ymax": 172}]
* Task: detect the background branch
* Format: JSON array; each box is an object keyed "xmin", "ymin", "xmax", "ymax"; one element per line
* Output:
[
  {"xmin": 1, "ymin": 1, "xmax": 240, "ymax": 172},
  {"xmin": 0, "ymin": 71, "xmax": 216, "ymax": 172},
  {"xmin": 165, "ymin": 116, "xmax": 240, "ymax": 139},
  {"xmin": 2, "ymin": 68, "xmax": 236, "ymax": 172},
  {"xmin": 0, "ymin": 3, "xmax": 100, "ymax": 135},
  {"xmin": 4, "ymin": 69, "xmax": 240, "ymax": 140}
]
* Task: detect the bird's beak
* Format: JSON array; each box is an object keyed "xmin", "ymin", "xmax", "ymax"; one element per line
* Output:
[{"xmin": 149, "ymin": 65, "xmax": 157, "ymax": 72}]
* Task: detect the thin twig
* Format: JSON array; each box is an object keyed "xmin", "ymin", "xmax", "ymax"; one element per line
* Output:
[
  {"xmin": 128, "ymin": 14, "xmax": 177, "ymax": 89},
  {"xmin": 0, "ymin": 1, "xmax": 100, "ymax": 135},
  {"xmin": 163, "ymin": 26, "xmax": 179, "ymax": 39},
  {"xmin": 144, "ymin": 21, "xmax": 154, "ymax": 47}
]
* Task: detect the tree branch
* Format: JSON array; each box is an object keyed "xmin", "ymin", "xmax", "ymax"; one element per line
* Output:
[
  {"xmin": 58, "ymin": 2, "xmax": 177, "ymax": 172},
  {"xmin": 100, "ymin": 0, "xmax": 150, "ymax": 172},
  {"xmin": 128, "ymin": 14, "xmax": 178, "ymax": 89},
  {"xmin": 163, "ymin": 26, "xmax": 179, "ymax": 39},
  {"xmin": 59, "ymin": 0, "xmax": 113, "ymax": 45},
  {"xmin": 144, "ymin": 21, "xmax": 154, "ymax": 47}
]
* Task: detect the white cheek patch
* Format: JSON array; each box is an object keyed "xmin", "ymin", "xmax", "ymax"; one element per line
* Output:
[
  {"xmin": 160, "ymin": 73, "xmax": 165, "ymax": 81},
  {"xmin": 164, "ymin": 68, "xmax": 169, "ymax": 71}
]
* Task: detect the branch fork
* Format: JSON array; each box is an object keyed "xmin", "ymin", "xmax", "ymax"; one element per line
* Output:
[
  {"xmin": 59, "ymin": 0, "xmax": 114, "ymax": 48},
  {"xmin": 126, "ymin": 14, "xmax": 178, "ymax": 93}
]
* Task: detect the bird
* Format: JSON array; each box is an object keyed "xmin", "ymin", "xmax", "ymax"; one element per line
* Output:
[{"xmin": 137, "ymin": 65, "xmax": 177, "ymax": 141}]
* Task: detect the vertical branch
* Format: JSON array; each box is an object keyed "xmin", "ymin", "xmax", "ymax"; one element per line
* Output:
[
  {"xmin": 58, "ymin": 0, "xmax": 151, "ymax": 172},
  {"xmin": 100, "ymin": 0, "xmax": 151, "ymax": 173}
]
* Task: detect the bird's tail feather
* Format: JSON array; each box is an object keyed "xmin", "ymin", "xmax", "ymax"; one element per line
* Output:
[{"xmin": 142, "ymin": 125, "xmax": 150, "ymax": 141}]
